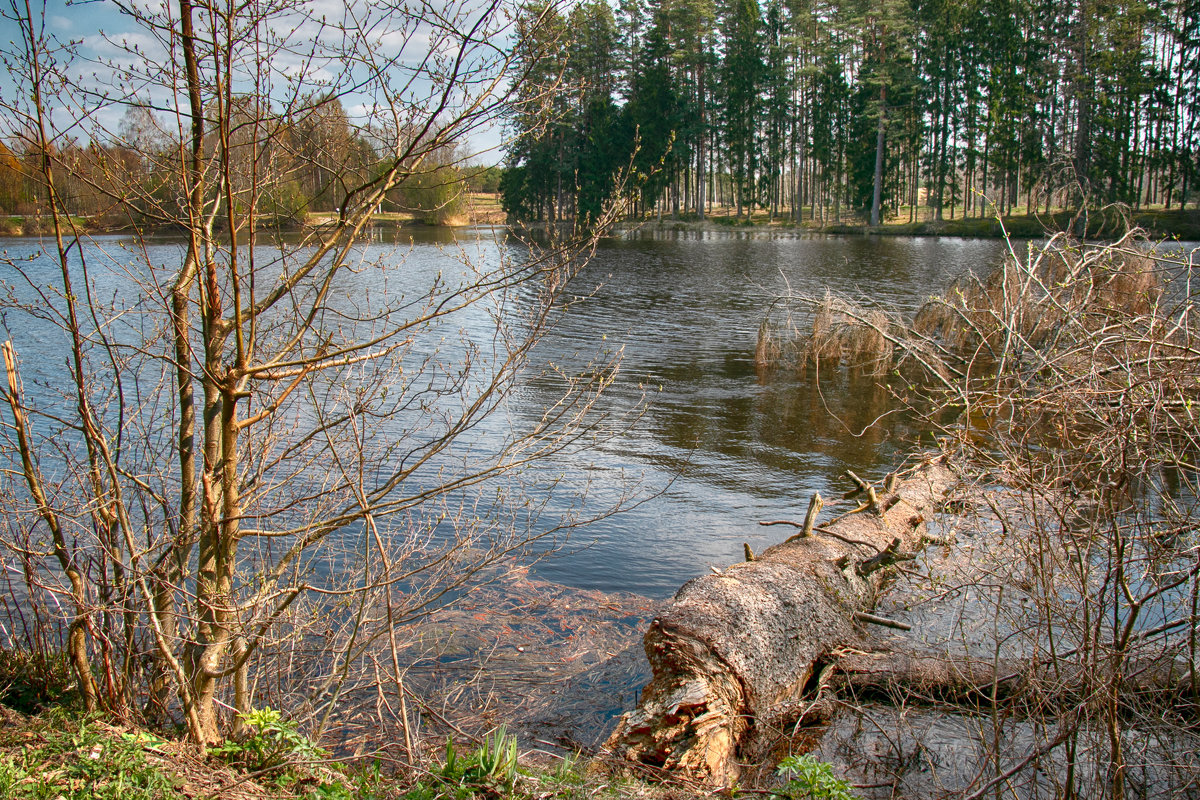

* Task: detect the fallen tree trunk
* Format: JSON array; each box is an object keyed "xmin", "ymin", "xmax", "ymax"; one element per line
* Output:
[
  {"xmin": 833, "ymin": 647, "xmax": 1200, "ymax": 708},
  {"xmin": 598, "ymin": 457, "xmax": 956, "ymax": 785}
]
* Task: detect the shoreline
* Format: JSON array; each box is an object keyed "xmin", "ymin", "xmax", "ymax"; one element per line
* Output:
[
  {"xmin": 612, "ymin": 205, "xmax": 1200, "ymax": 240},
  {"xmin": 5, "ymin": 206, "xmax": 1198, "ymax": 241}
]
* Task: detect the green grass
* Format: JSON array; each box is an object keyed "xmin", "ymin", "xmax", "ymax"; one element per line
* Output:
[
  {"xmin": 0, "ymin": 709, "xmax": 178, "ymax": 800},
  {"xmin": 0, "ymin": 702, "xmax": 627, "ymax": 800},
  {"xmin": 0, "ymin": 703, "xmax": 384, "ymax": 800}
]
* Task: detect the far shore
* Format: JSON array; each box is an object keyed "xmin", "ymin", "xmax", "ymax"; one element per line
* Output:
[
  {"xmin": 610, "ymin": 205, "xmax": 1200, "ymax": 240},
  {"xmin": 4, "ymin": 199, "xmax": 1198, "ymax": 241}
]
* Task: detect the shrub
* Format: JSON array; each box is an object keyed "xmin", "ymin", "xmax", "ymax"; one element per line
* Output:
[
  {"xmin": 398, "ymin": 166, "xmax": 468, "ymax": 225},
  {"xmin": 210, "ymin": 707, "xmax": 327, "ymax": 772}
]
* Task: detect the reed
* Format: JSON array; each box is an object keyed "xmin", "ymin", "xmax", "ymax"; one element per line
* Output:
[
  {"xmin": 756, "ymin": 291, "xmax": 903, "ymax": 377},
  {"xmin": 760, "ymin": 234, "xmax": 1166, "ymax": 388}
]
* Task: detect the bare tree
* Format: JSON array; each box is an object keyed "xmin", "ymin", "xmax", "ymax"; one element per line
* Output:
[
  {"xmin": 0, "ymin": 0, "xmax": 632, "ymax": 749},
  {"xmin": 753, "ymin": 232, "xmax": 1200, "ymax": 797}
]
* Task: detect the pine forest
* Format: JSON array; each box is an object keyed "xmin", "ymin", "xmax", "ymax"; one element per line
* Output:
[{"xmin": 500, "ymin": 0, "xmax": 1200, "ymax": 226}]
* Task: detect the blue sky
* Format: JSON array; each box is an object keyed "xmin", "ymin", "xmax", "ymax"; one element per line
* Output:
[{"xmin": 1, "ymin": 0, "xmax": 508, "ymax": 164}]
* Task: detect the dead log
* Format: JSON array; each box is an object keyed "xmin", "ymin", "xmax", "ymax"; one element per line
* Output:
[
  {"xmin": 831, "ymin": 648, "xmax": 1200, "ymax": 708},
  {"xmin": 598, "ymin": 458, "xmax": 956, "ymax": 785}
]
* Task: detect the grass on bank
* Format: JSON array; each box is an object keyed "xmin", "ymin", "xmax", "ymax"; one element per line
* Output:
[
  {"xmin": 0, "ymin": 703, "xmax": 366, "ymax": 800},
  {"xmin": 649, "ymin": 205, "xmax": 1200, "ymax": 239},
  {"xmin": 0, "ymin": 696, "xmax": 860, "ymax": 800},
  {"xmin": 0, "ymin": 700, "xmax": 642, "ymax": 800}
]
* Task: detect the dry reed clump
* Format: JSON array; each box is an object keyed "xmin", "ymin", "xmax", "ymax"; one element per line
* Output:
[
  {"xmin": 755, "ymin": 291, "xmax": 904, "ymax": 377},
  {"xmin": 754, "ymin": 302, "xmax": 805, "ymax": 374},
  {"xmin": 754, "ymin": 316, "xmax": 783, "ymax": 371},
  {"xmin": 804, "ymin": 291, "xmax": 897, "ymax": 376},
  {"xmin": 757, "ymin": 233, "xmax": 1170, "ymax": 391},
  {"xmin": 924, "ymin": 236, "xmax": 1200, "ymax": 800},
  {"xmin": 913, "ymin": 234, "xmax": 1163, "ymax": 365}
]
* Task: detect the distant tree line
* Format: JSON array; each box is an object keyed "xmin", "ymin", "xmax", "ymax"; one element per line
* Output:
[
  {"xmin": 501, "ymin": 0, "xmax": 1200, "ymax": 224},
  {"xmin": 0, "ymin": 96, "xmax": 501, "ymax": 229}
]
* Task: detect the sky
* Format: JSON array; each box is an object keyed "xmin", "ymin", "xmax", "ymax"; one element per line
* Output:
[{"xmin": 0, "ymin": 0, "xmax": 509, "ymax": 164}]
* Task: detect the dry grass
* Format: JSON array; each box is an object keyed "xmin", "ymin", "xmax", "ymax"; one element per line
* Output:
[
  {"xmin": 913, "ymin": 234, "xmax": 1162, "ymax": 363},
  {"xmin": 755, "ymin": 292, "xmax": 909, "ymax": 378},
  {"xmin": 466, "ymin": 192, "xmax": 507, "ymax": 225},
  {"xmin": 804, "ymin": 292, "xmax": 897, "ymax": 376},
  {"xmin": 759, "ymin": 233, "xmax": 1169, "ymax": 391}
]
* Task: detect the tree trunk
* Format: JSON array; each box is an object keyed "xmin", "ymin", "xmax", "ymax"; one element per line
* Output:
[
  {"xmin": 828, "ymin": 649, "xmax": 1200, "ymax": 707},
  {"xmin": 696, "ymin": 68, "xmax": 706, "ymax": 220},
  {"xmin": 870, "ymin": 86, "xmax": 887, "ymax": 227},
  {"xmin": 599, "ymin": 459, "xmax": 955, "ymax": 785}
]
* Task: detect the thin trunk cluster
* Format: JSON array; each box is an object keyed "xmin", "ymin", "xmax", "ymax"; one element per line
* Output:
[
  {"xmin": 504, "ymin": 0, "xmax": 1200, "ymax": 224},
  {"xmin": 0, "ymin": 0, "xmax": 631, "ymax": 749}
]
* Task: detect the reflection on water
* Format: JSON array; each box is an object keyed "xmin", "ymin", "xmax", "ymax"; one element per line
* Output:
[
  {"xmin": 7, "ymin": 231, "xmax": 1193, "ymax": 603},
  {"xmin": 0, "ymin": 228, "xmax": 1012, "ymax": 599},
  {"xmin": 521, "ymin": 231, "xmax": 1011, "ymax": 597},
  {"xmin": 811, "ymin": 701, "xmax": 1200, "ymax": 799}
]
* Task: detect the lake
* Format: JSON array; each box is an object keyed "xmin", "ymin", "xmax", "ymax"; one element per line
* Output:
[
  {"xmin": 517, "ymin": 229, "xmax": 1012, "ymax": 597},
  {"xmin": 0, "ymin": 229, "xmax": 1016, "ymax": 600},
  {"xmin": 11, "ymin": 230, "xmax": 1196, "ymax": 602}
]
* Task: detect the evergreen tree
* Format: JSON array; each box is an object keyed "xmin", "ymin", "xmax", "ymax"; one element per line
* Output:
[
  {"xmin": 761, "ymin": 0, "xmax": 794, "ymax": 217},
  {"xmin": 627, "ymin": 0, "xmax": 686, "ymax": 212},
  {"xmin": 568, "ymin": 0, "xmax": 631, "ymax": 220},
  {"xmin": 497, "ymin": 0, "xmax": 1200, "ymax": 223},
  {"xmin": 501, "ymin": 2, "xmax": 570, "ymax": 221},
  {"xmin": 718, "ymin": 0, "xmax": 766, "ymax": 216}
]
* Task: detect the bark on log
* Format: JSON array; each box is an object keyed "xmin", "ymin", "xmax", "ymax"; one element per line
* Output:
[
  {"xmin": 832, "ymin": 648, "xmax": 1200, "ymax": 707},
  {"xmin": 598, "ymin": 458, "xmax": 956, "ymax": 785}
]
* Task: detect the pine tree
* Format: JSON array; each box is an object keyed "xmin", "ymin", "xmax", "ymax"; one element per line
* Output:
[
  {"xmin": 718, "ymin": 0, "xmax": 766, "ymax": 216},
  {"xmin": 627, "ymin": 0, "xmax": 686, "ymax": 213}
]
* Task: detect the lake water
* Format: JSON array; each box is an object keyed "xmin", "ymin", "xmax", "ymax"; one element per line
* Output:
[
  {"xmin": 511, "ymin": 229, "xmax": 1015, "ymax": 597},
  {"xmin": 0, "ymin": 229, "xmax": 1019, "ymax": 602},
  {"xmin": 8, "ymin": 229, "xmax": 1198, "ymax": 751},
  {"xmin": 10, "ymin": 230, "xmax": 1196, "ymax": 603}
]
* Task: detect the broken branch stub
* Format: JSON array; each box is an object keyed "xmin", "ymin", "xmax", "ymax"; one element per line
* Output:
[
  {"xmin": 856, "ymin": 537, "xmax": 915, "ymax": 577},
  {"xmin": 597, "ymin": 460, "xmax": 955, "ymax": 786},
  {"xmin": 800, "ymin": 492, "xmax": 823, "ymax": 537}
]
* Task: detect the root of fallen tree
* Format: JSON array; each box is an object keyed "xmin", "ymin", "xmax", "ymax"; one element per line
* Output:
[{"xmin": 596, "ymin": 457, "xmax": 956, "ymax": 785}]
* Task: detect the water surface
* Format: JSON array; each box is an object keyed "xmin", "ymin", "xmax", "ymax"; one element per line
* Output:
[
  {"xmin": 519, "ymin": 230, "xmax": 1013, "ymax": 596},
  {"xmin": 0, "ymin": 229, "xmax": 1014, "ymax": 599}
]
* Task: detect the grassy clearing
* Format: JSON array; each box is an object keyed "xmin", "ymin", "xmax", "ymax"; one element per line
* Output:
[
  {"xmin": 304, "ymin": 193, "xmax": 506, "ymax": 230},
  {"xmin": 0, "ymin": 700, "xmax": 684, "ymax": 800}
]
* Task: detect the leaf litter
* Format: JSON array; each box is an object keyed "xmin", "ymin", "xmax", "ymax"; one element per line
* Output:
[{"xmin": 397, "ymin": 564, "xmax": 658, "ymax": 752}]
